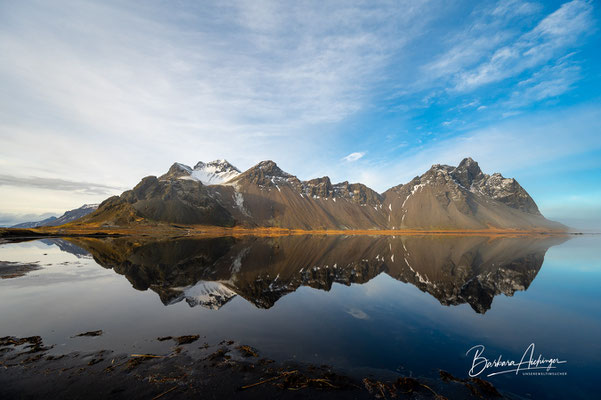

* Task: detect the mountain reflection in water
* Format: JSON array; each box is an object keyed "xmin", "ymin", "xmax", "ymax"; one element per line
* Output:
[{"xmin": 65, "ymin": 235, "xmax": 566, "ymax": 314}]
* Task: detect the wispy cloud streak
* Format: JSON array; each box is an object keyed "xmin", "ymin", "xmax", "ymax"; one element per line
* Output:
[
  {"xmin": 454, "ymin": 0, "xmax": 593, "ymax": 91},
  {"xmin": 0, "ymin": 175, "xmax": 125, "ymax": 195}
]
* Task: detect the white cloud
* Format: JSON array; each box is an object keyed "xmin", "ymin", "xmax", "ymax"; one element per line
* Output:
[
  {"xmin": 408, "ymin": 0, "xmax": 594, "ymax": 116},
  {"xmin": 505, "ymin": 56, "xmax": 581, "ymax": 107},
  {"xmin": 342, "ymin": 152, "xmax": 365, "ymax": 162},
  {"xmin": 0, "ymin": 0, "xmax": 597, "ymax": 227},
  {"xmin": 454, "ymin": 0, "xmax": 593, "ymax": 91},
  {"xmin": 0, "ymin": 0, "xmax": 437, "ymax": 218},
  {"xmin": 491, "ymin": 0, "xmax": 541, "ymax": 17},
  {"xmin": 0, "ymin": 174, "xmax": 124, "ymax": 195},
  {"xmin": 423, "ymin": 0, "xmax": 540, "ymax": 83}
]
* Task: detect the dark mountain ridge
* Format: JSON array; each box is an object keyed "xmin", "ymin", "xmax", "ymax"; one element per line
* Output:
[{"xmin": 77, "ymin": 157, "xmax": 565, "ymax": 231}]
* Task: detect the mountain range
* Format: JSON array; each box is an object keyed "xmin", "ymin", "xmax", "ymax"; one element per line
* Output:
[
  {"xmin": 75, "ymin": 157, "xmax": 564, "ymax": 231},
  {"xmin": 11, "ymin": 204, "xmax": 98, "ymax": 228}
]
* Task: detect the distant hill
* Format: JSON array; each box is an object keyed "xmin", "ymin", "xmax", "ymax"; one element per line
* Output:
[
  {"xmin": 11, "ymin": 216, "xmax": 58, "ymax": 229},
  {"xmin": 11, "ymin": 204, "xmax": 98, "ymax": 228},
  {"xmin": 77, "ymin": 157, "xmax": 565, "ymax": 231}
]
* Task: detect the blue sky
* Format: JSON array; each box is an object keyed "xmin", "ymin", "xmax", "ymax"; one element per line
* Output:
[{"xmin": 0, "ymin": 0, "xmax": 600, "ymax": 229}]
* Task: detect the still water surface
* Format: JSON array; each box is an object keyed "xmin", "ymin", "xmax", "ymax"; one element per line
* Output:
[{"xmin": 1, "ymin": 235, "xmax": 600, "ymax": 399}]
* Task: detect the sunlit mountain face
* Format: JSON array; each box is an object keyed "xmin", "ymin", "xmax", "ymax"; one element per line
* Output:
[{"xmin": 78, "ymin": 157, "xmax": 565, "ymax": 231}]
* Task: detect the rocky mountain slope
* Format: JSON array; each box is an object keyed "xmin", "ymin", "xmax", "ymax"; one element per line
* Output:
[
  {"xmin": 77, "ymin": 157, "xmax": 564, "ymax": 231},
  {"xmin": 11, "ymin": 204, "xmax": 98, "ymax": 228},
  {"xmin": 382, "ymin": 157, "xmax": 552, "ymax": 230}
]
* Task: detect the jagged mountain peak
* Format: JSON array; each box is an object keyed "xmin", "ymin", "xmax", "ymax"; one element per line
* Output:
[
  {"xmin": 423, "ymin": 157, "xmax": 485, "ymax": 188},
  {"xmin": 301, "ymin": 176, "xmax": 333, "ymax": 199},
  {"xmin": 456, "ymin": 156, "xmax": 483, "ymax": 173},
  {"xmin": 424, "ymin": 158, "xmax": 541, "ymax": 215},
  {"xmin": 304, "ymin": 176, "xmax": 332, "ymax": 188},
  {"xmin": 254, "ymin": 160, "xmax": 289, "ymax": 175},
  {"xmin": 429, "ymin": 163, "xmax": 453, "ymax": 171},
  {"xmin": 161, "ymin": 163, "xmax": 194, "ymax": 181},
  {"xmin": 174, "ymin": 162, "xmax": 192, "ymax": 171},
  {"xmin": 452, "ymin": 157, "xmax": 485, "ymax": 188},
  {"xmin": 298, "ymin": 177, "xmax": 383, "ymax": 206},
  {"xmin": 160, "ymin": 159, "xmax": 240, "ymax": 185},
  {"xmin": 194, "ymin": 159, "xmax": 240, "ymax": 172},
  {"xmin": 231, "ymin": 160, "xmax": 300, "ymax": 188},
  {"xmin": 458, "ymin": 156, "xmax": 476, "ymax": 166}
]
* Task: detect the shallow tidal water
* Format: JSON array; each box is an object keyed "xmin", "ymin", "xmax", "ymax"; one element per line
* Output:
[{"xmin": 1, "ymin": 234, "xmax": 600, "ymax": 399}]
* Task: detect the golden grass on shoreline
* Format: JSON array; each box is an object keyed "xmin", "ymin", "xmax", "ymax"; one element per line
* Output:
[{"xmin": 0, "ymin": 223, "xmax": 571, "ymax": 240}]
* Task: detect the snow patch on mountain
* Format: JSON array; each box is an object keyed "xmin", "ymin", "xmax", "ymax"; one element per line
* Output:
[
  {"xmin": 190, "ymin": 160, "xmax": 241, "ymax": 185},
  {"xmin": 164, "ymin": 159, "xmax": 241, "ymax": 185},
  {"xmin": 233, "ymin": 191, "xmax": 250, "ymax": 216}
]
